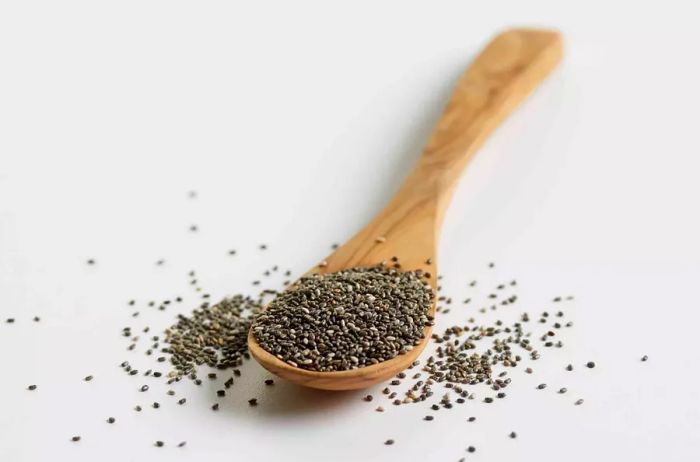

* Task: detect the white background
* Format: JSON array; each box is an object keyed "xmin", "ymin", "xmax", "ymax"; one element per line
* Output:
[{"xmin": 1, "ymin": 1, "xmax": 699, "ymax": 461}]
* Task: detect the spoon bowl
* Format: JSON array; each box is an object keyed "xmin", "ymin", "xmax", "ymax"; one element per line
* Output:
[{"xmin": 248, "ymin": 28, "xmax": 563, "ymax": 390}]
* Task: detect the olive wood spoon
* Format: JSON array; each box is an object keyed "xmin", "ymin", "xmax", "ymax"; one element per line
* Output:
[{"xmin": 248, "ymin": 28, "xmax": 563, "ymax": 390}]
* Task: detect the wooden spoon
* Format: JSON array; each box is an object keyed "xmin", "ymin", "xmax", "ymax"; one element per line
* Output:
[{"xmin": 248, "ymin": 28, "xmax": 563, "ymax": 390}]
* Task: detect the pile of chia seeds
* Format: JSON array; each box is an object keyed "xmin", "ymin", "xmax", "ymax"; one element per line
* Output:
[
  {"xmin": 164, "ymin": 295, "xmax": 262, "ymax": 378},
  {"xmin": 252, "ymin": 265, "xmax": 434, "ymax": 371}
]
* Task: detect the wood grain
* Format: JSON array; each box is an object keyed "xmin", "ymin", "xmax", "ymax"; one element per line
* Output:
[{"xmin": 248, "ymin": 28, "xmax": 563, "ymax": 390}]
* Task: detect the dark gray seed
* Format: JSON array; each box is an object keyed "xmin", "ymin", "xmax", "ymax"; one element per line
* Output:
[
  {"xmin": 217, "ymin": 390, "xmax": 225, "ymax": 397},
  {"xmin": 155, "ymin": 441, "xmax": 164, "ymax": 447},
  {"xmin": 248, "ymin": 398, "xmax": 258, "ymax": 406},
  {"xmin": 509, "ymin": 431, "xmax": 517, "ymax": 439},
  {"xmin": 264, "ymin": 379, "xmax": 274, "ymax": 386},
  {"xmin": 384, "ymin": 439, "xmax": 394, "ymax": 445},
  {"xmin": 467, "ymin": 446, "xmax": 476, "ymax": 453},
  {"xmin": 424, "ymin": 415, "xmax": 434, "ymax": 421},
  {"xmin": 537, "ymin": 384, "xmax": 547, "ymax": 390},
  {"xmin": 586, "ymin": 361, "xmax": 595, "ymax": 369},
  {"xmin": 468, "ymin": 417, "xmax": 476, "ymax": 422},
  {"xmin": 641, "ymin": 355, "xmax": 648, "ymax": 362},
  {"xmin": 178, "ymin": 398, "xmax": 186, "ymax": 405},
  {"xmin": 212, "ymin": 403, "xmax": 219, "ymax": 411},
  {"xmin": 575, "ymin": 399, "xmax": 584, "ymax": 405},
  {"xmin": 83, "ymin": 375, "xmax": 93, "ymax": 382},
  {"xmin": 107, "ymin": 417, "xmax": 115, "ymax": 424},
  {"xmin": 28, "ymin": 385, "xmax": 37, "ymax": 391},
  {"xmin": 152, "ymin": 402, "xmax": 160, "ymax": 409},
  {"xmin": 71, "ymin": 436, "xmax": 81, "ymax": 442},
  {"xmin": 140, "ymin": 385, "xmax": 149, "ymax": 392}
]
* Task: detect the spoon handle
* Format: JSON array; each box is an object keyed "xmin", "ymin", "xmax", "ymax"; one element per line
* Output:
[
  {"xmin": 399, "ymin": 28, "xmax": 563, "ymax": 224},
  {"xmin": 318, "ymin": 29, "xmax": 562, "ymax": 274}
]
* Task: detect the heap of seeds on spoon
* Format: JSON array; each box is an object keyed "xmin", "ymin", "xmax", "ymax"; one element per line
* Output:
[{"xmin": 252, "ymin": 265, "xmax": 434, "ymax": 371}]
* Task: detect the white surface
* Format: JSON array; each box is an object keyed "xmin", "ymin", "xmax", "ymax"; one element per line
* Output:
[{"xmin": 1, "ymin": 1, "xmax": 699, "ymax": 461}]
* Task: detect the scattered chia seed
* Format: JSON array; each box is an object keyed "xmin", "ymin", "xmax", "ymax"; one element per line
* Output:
[
  {"xmin": 83, "ymin": 375, "xmax": 93, "ymax": 382},
  {"xmin": 248, "ymin": 398, "xmax": 258, "ymax": 406},
  {"xmin": 27, "ymin": 384, "xmax": 37, "ymax": 391},
  {"xmin": 155, "ymin": 441, "xmax": 164, "ymax": 447},
  {"xmin": 384, "ymin": 439, "xmax": 394, "ymax": 445},
  {"xmin": 509, "ymin": 431, "xmax": 517, "ymax": 439},
  {"xmin": 641, "ymin": 355, "xmax": 648, "ymax": 362},
  {"xmin": 71, "ymin": 436, "xmax": 81, "ymax": 442},
  {"xmin": 575, "ymin": 399, "xmax": 584, "ymax": 405},
  {"xmin": 424, "ymin": 415, "xmax": 434, "ymax": 421},
  {"xmin": 586, "ymin": 361, "xmax": 595, "ymax": 369},
  {"xmin": 107, "ymin": 417, "xmax": 115, "ymax": 424},
  {"xmin": 264, "ymin": 379, "xmax": 274, "ymax": 386}
]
